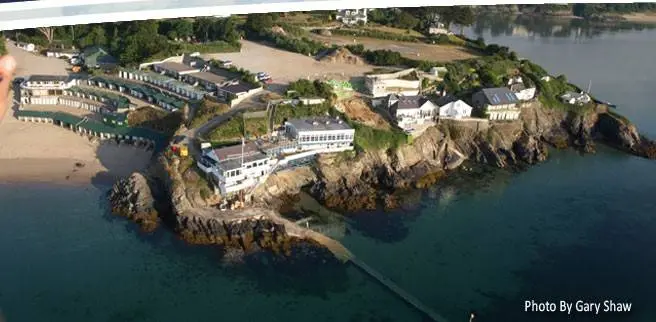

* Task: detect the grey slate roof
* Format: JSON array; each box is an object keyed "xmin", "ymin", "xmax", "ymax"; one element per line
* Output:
[
  {"xmin": 217, "ymin": 151, "xmax": 269, "ymax": 171},
  {"xmin": 480, "ymin": 88, "xmax": 519, "ymax": 105},
  {"xmin": 394, "ymin": 95, "xmax": 429, "ymax": 110},
  {"xmin": 220, "ymin": 81, "xmax": 259, "ymax": 94},
  {"xmin": 155, "ymin": 61, "xmax": 199, "ymax": 73},
  {"xmin": 213, "ymin": 142, "xmax": 260, "ymax": 161},
  {"xmin": 434, "ymin": 94, "xmax": 458, "ymax": 107},
  {"xmin": 287, "ymin": 117, "xmax": 353, "ymax": 132}
]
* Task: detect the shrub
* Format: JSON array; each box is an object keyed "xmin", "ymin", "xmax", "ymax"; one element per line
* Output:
[
  {"xmin": 364, "ymin": 49, "xmax": 404, "ymax": 66},
  {"xmin": 286, "ymin": 79, "xmax": 335, "ymax": 99}
]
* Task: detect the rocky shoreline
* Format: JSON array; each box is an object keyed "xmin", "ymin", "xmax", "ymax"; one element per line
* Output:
[
  {"xmin": 256, "ymin": 103, "xmax": 654, "ymax": 212},
  {"xmin": 109, "ymin": 101, "xmax": 656, "ymax": 258}
]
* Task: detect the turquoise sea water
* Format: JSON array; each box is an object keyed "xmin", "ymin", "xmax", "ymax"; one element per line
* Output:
[{"xmin": 2, "ymin": 20, "xmax": 656, "ymax": 322}]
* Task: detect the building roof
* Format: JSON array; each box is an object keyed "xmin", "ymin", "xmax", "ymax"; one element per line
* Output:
[
  {"xmin": 154, "ymin": 61, "xmax": 199, "ymax": 73},
  {"xmin": 83, "ymin": 46, "xmax": 117, "ymax": 67},
  {"xmin": 434, "ymin": 94, "xmax": 458, "ymax": 107},
  {"xmin": 219, "ymin": 81, "xmax": 260, "ymax": 94},
  {"xmin": 480, "ymin": 87, "xmax": 519, "ymax": 106},
  {"xmin": 217, "ymin": 151, "xmax": 269, "ymax": 172},
  {"xmin": 123, "ymin": 68, "xmax": 207, "ymax": 97},
  {"xmin": 15, "ymin": 109, "xmax": 167, "ymax": 148},
  {"xmin": 67, "ymin": 86, "xmax": 131, "ymax": 109},
  {"xmin": 394, "ymin": 95, "xmax": 430, "ymax": 110},
  {"xmin": 212, "ymin": 142, "xmax": 260, "ymax": 162},
  {"xmin": 440, "ymin": 99, "xmax": 473, "ymax": 111},
  {"xmin": 286, "ymin": 117, "xmax": 353, "ymax": 132},
  {"xmin": 187, "ymin": 70, "xmax": 235, "ymax": 85},
  {"xmin": 89, "ymin": 77, "xmax": 186, "ymax": 109},
  {"xmin": 27, "ymin": 75, "xmax": 70, "ymax": 83}
]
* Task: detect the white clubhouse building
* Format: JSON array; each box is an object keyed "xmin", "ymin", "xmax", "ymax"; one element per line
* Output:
[
  {"xmin": 284, "ymin": 117, "xmax": 355, "ymax": 153},
  {"xmin": 197, "ymin": 141, "xmax": 275, "ymax": 196}
]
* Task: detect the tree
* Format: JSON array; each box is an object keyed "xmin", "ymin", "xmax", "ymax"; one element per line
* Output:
[
  {"xmin": 452, "ymin": 7, "xmax": 475, "ymax": 35},
  {"xmin": 243, "ymin": 13, "xmax": 277, "ymax": 34},
  {"xmin": 395, "ymin": 11, "xmax": 419, "ymax": 30},
  {"xmin": 36, "ymin": 27, "xmax": 54, "ymax": 44}
]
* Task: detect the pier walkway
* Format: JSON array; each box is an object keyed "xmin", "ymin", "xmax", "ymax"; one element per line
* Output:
[
  {"xmin": 266, "ymin": 210, "xmax": 448, "ymax": 322},
  {"xmin": 350, "ymin": 257, "xmax": 449, "ymax": 322}
]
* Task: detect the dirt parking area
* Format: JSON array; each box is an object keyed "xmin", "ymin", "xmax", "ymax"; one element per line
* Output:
[
  {"xmin": 309, "ymin": 34, "xmax": 478, "ymax": 62},
  {"xmin": 7, "ymin": 42, "xmax": 70, "ymax": 77},
  {"xmin": 202, "ymin": 40, "xmax": 374, "ymax": 85}
]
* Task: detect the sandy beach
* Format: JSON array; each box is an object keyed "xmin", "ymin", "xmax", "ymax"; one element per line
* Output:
[
  {"xmin": 622, "ymin": 12, "xmax": 656, "ymax": 24},
  {"xmin": 0, "ymin": 43, "xmax": 154, "ymax": 185}
]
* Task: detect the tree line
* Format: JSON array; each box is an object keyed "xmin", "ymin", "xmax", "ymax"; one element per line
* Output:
[
  {"xmin": 10, "ymin": 17, "xmax": 243, "ymax": 66},
  {"xmin": 368, "ymin": 7, "xmax": 476, "ymax": 35}
]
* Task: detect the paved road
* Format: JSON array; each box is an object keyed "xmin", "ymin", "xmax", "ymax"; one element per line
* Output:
[{"xmin": 180, "ymin": 91, "xmax": 269, "ymax": 158}]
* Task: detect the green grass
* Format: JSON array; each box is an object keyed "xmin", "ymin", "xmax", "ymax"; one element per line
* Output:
[
  {"xmin": 244, "ymin": 117, "xmax": 268, "ymax": 138},
  {"xmin": 189, "ymin": 99, "xmax": 230, "ymax": 129},
  {"xmin": 273, "ymin": 103, "xmax": 333, "ymax": 126},
  {"xmin": 351, "ymin": 122, "xmax": 408, "ymax": 151},
  {"xmin": 206, "ymin": 114, "xmax": 244, "ymax": 142}
]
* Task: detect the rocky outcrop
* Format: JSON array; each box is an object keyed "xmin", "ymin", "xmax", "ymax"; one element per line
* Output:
[
  {"xmin": 176, "ymin": 213, "xmax": 295, "ymax": 255},
  {"xmin": 109, "ymin": 173, "xmax": 159, "ymax": 232},
  {"xmin": 109, "ymin": 151, "xmax": 308, "ymax": 255}
]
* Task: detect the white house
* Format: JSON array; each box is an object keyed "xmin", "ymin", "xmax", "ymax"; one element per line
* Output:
[
  {"xmin": 560, "ymin": 91, "xmax": 592, "ymax": 105},
  {"xmin": 472, "ymin": 87, "xmax": 521, "ymax": 121},
  {"xmin": 284, "ymin": 117, "xmax": 355, "ymax": 153},
  {"xmin": 15, "ymin": 42, "xmax": 35, "ymax": 52},
  {"xmin": 216, "ymin": 80, "xmax": 264, "ymax": 107},
  {"xmin": 336, "ymin": 9, "xmax": 368, "ymax": 25},
  {"xmin": 365, "ymin": 68, "xmax": 422, "ymax": 98},
  {"xmin": 428, "ymin": 22, "xmax": 450, "ymax": 35},
  {"xmin": 507, "ymin": 76, "xmax": 536, "ymax": 101},
  {"xmin": 439, "ymin": 100, "xmax": 473, "ymax": 119},
  {"xmin": 196, "ymin": 141, "xmax": 275, "ymax": 196},
  {"xmin": 387, "ymin": 95, "xmax": 438, "ymax": 129}
]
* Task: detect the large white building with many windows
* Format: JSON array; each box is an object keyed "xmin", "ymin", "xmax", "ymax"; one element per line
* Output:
[
  {"xmin": 197, "ymin": 141, "xmax": 275, "ymax": 196},
  {"xmin": 19, "ymin": 75, "xmax": 78, "ymax": 105},
  {"xmin": 284, "ymin": 117, "xmax": 355, "ymax": 153}
]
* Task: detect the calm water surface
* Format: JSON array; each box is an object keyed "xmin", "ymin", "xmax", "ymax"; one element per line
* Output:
[{"xmin": 2, "ymin": 20, "xmax": 656, "ymax": 322}]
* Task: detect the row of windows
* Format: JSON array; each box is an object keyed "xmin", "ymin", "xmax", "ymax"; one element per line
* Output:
[
  {"xmin": 299, "ymin": 133, "xmax": 353, "ymax": 142},
  {"xmin": 224, "ymin": 169, "xmax": 242, "ymax": 178},
  {"xmin": 246, "ymin": 160, "xmax": 267, "ymax": 169}
]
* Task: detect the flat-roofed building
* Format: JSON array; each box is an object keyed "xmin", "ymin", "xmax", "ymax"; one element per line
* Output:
[
  {"xmin": 119, "ymin": 68, "xmax": 207, "ymax": 100},
  {"xmin": 284, "ymin": 116, "xmax": 355, "ymax": 153},
  {"xmin": 153, "ymin": 61, "xmax": 201, "ymax": 79},
  {"xmin": 183, "ymin": 70, "xmax": 236, "ymax": 91}
]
